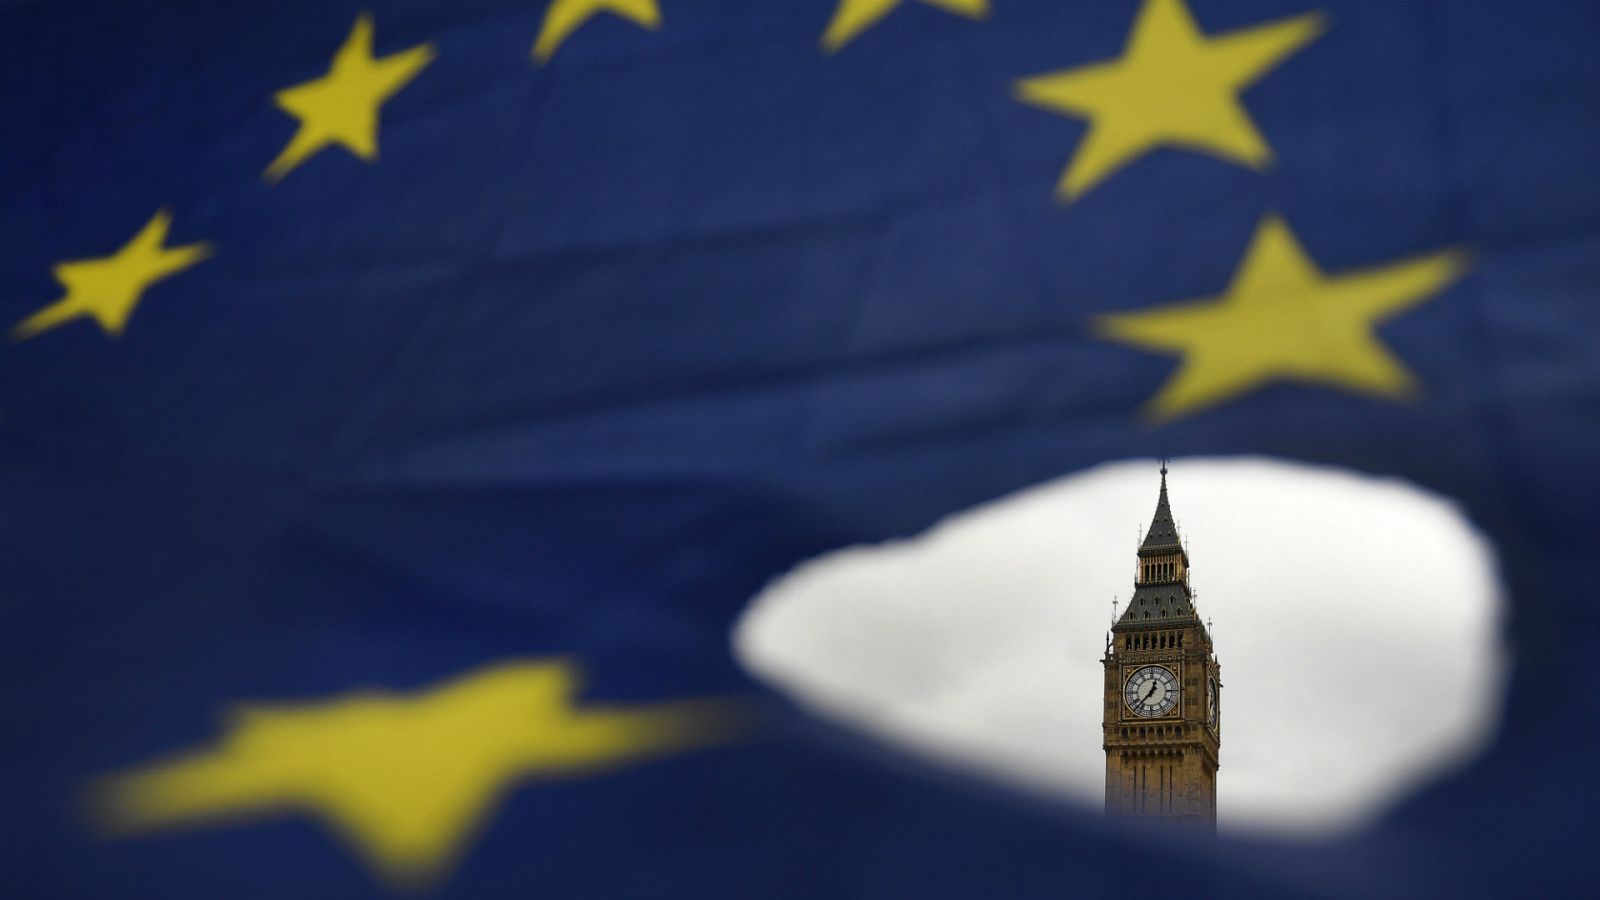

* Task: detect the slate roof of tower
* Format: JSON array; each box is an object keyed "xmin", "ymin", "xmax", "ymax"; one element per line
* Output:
[{"xmin": 1116, "ymin": 582, "xmax": 1197, "ymax": 626}]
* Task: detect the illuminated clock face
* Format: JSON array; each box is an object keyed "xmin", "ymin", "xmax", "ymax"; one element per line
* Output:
[
  {"xmin": 1124, "ymin": 665, "xmax": 1179, "ymax": 718},
  {"xmin": 1207, "ymin": 677, "xmax": 1218, "ymax": 728}
]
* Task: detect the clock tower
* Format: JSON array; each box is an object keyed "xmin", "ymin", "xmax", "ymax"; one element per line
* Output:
[{"xmin": 1102, "ymin": 463, "xmax": 1221, "ymax": 829}]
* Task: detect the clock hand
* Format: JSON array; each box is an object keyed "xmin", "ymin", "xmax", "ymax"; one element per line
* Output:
[{"xmin": 1143, "ymin": 682, "xmax": 1158, "ymax": 701}]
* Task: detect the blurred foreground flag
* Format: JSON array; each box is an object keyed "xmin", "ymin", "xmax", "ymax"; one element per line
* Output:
[{"xmin": 2, "ymin": 1, "xmax": 1598, "ymax": 897}]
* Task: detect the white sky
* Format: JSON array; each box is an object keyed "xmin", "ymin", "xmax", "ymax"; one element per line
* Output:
[{"xmin": 734, "ymin": 456, "xmax": 1507, "ymax": 836}]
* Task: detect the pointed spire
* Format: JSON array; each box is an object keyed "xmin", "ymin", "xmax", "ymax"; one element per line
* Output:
[
  {"xmin": 1139, "ymin": 461, "xmax": 1181, "ymax": 554},
  {"xmin": 1115, "ymin": 461, "xmax": 1198, "ymax": 629}
]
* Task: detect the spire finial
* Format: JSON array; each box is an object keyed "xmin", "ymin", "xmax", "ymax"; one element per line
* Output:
[{"xmin": 1159, "ymin": 456, "xmax": 1168, "ymax": 478}]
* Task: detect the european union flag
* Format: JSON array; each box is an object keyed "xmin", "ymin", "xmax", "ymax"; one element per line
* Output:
[{"xmin": 3, "ymin": 0, "xmax": 1598, "ymax": 896}]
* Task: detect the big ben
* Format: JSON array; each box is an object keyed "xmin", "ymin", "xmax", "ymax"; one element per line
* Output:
[{"xmin": 1103, "ymin": 463, "xmax": 1221, "ymax": 829}]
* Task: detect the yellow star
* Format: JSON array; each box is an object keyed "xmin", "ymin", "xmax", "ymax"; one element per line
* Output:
[
  {"xmin": 11, "ymin": 210, "xmax": 211, "ymax": 341},
  {"xmin": 88, "ymin": 659, "xmax": 749, "ymax": 888},
  {"xmin": 1014, "ymin": 0, "xmax": 1325, "ymax": 202},
  {"xmin": 1094, "ymin": 214, "xmax": 1469, "ymax": 422},
  {"xmin": 820, "ymin": 0, "xmax": 989, "ymax": 54},
  {"xmin": 264, "ymin": 14, "xmax": 435, "ymax": 183},
  {"xmin": 532, "ymin": 0, "xmax": 662, "ymax": 64}
]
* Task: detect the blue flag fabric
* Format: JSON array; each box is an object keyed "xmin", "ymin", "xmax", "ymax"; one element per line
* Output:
[{"xmin": 3, "ymin": 0, "xmax": 1598, "ymax": 896}]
